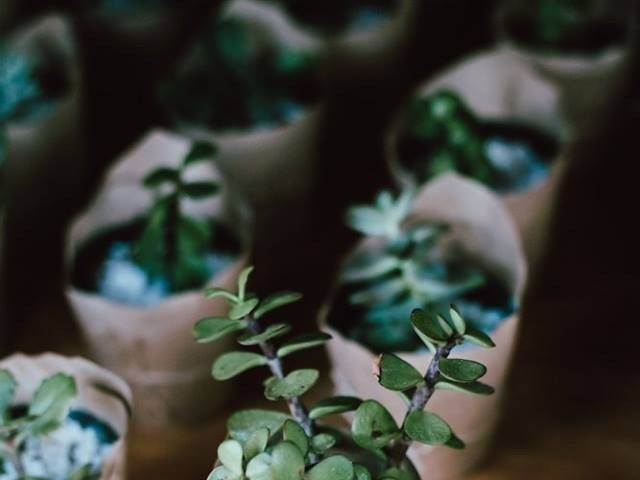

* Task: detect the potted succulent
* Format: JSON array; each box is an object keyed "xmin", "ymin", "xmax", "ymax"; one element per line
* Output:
[
  {"xmin": 159, "ymin": 3, "xmax": 321, "ymax": 136},
  {"xmin": 65, "ymin": 130, "xmax": 250, "ymax": 430},
  {"xmin": 320, "ymin": 174, "xmax": 526, "ymax": 478},
  {"xmin": 0, "ymin": 353, "xmax": 132, "ymax": 479},
  {"xmin": 499, "ymin": 0, "xmax": 632, "ymax": 131},
  {"xmin": 192, "ymin": 266, "xmax": 496, "ymax": 479}
]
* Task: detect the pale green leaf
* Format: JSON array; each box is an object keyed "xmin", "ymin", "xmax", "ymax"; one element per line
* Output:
[
  {"xmin": 403, "ymin": 411, "xmax": 451, "ymax": 445},
  {"xmin": 213, "ymin": 352, "xmax": 267, "ymax": 381},
  {"xmin": 254, "ymin": 292, "xmax": 302, "ymax": 319},
  {"xmin": 193, "ymin": 317, "xmax": 242, "ymax": 343},
  {"xmin": 307, "ymin": 456, "xmax": 353, "ymax": 480},
  {"xmin": 238, "ymin": 324, "xmax": 291, "ymax": 346},
  {"xmin": 277, "ymin": 333, "xmax": 331, "ymax": 358},
  {"xmin": 264, "ymin": 369, "xmax": 318, "ymax": 401}
]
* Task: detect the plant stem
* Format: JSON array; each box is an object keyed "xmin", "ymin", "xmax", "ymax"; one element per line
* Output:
[
  {"xmin": 390, "ymin": 339, "xmax": 458, "ymax": 465},
  {"xmin": 246, "ymin": 316, "xmax": 316, "ymax": 438}
]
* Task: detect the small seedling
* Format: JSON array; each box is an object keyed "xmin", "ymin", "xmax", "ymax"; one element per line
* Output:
[
  {"xmin": 194, "ymin": 267, "xmax": 495, "ymax": 479},
  {"xmin": 133, "ymin": 140, "xmax": 220, "ymax": 293},
  {"xmin": 0, "ymin": 370, "xmax": 99, "ymax": 479},
  {"xmin": 341, "ymin": 190, "xmax": 486, "ymax": 351}
]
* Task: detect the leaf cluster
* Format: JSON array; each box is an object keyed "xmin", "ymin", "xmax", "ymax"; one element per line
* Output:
[
  {"xmin": 0, "ymin": 370, "xmax": 96, "ymax": 479},
  {"xmin": 343, "ymin": 190, "xmax": 486, "ymax": 351},
  {"xmin": 133, "ymin": 140, "xmax": 220, "ymax": 292},
  {"xmin": 195, "ymin": 268, "xmax": 495, "ymax": 479}
]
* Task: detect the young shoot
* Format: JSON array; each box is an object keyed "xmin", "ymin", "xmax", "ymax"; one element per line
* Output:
[
  {"xmin": 133, "ymin": 140, "xmax": 221, "ymax": 293},
  {"xmin": 194, "ymin": 267, "xmax": 495, "ymax": 479}
]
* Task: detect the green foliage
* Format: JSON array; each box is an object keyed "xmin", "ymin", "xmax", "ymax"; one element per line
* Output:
[
  {"xmin": 132, "ymin": 140, "xmax": 221, "ymax": 293},
  {"xmin": 0, "ymin": 371, "xmax": 91, "ymax": 479},
  {"xmin": 342, "ymin": 190, "xmax": 487, "ymax": 352},
  {"xmin": 196, "ymin": 267, "xmax": 495, "ymax": 479}
]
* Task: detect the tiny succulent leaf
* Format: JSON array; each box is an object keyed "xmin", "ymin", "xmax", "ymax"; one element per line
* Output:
[
  {"xmin": 204, "ymin": 287, "xmax": 238, "ymax": 302},
  {"xmin": 352, "ymin": 400, "xmax": 401, "ymax": 457},
  {"xmin": 183, "ymin": 181, "xmax": 219, "ymax": 199},
  {"xmin": 246, "ymin": 452, "xmax": 273, "ymax": 480},
  {"xmin": 411, "ymin": 309, "xmax": 449, "ymax": 345},
  {"xmin": 445, "ymin": 432, "xmax": 466, "ymax": 450},
  {"xmin": 207, "ymin": 466, "xmax": 238, "ymax": 480},
  {"xmin": 193, "ymin": 317, "xmax": 243, "ymax": 343},
  {"xmin": 311, "ymin": 433, "xmax": 337, "ymax": 453},
  {"xmin": 228, "ymin": 409, "xmax": 290, "ymax": 443},
  {"xmin": 435, "ymin": 379, "xmax": 495, "ymax": 395},
  {"xmin": 436, "ymin": 315, "xmax": 454, "ymax": 337},
  {"xmin": 143, "ymin": 167, "xmax": 178, "ymax": 188},
  {"xmin": 403, "ymin": 411, "xmax": 452, "ymax": 445},
  {"xmin": 269, "ymin": 441, "xmax": 306, "ymax": 480},
  {"xmin": 377, "ymin": 354, "xmax": 425, "ymax": 392},
  {"xmin": 345, "ymin": 206, "xmax": 388, "ymax": 237},
  {"xmin": 213, "ymin": 352, "xmax": 268, "ymax": 381},
  {"xmin": 307, "ymin": 455, "xmax": 353, "ymax": 480},
  {"xmin": 218, "ymin": 440, "xmax": 244, "ymax": 475},
  {"xmin": 184, "ymin": 141, "xmax": 218, "ymax": 166},
  {"xmin": 27, "ymin": 374, "xmax": 77, "ymax": 435},
  {"xmin": 237, "ymin": 266, "xmax": 254, "ymax": 301},
  {"xmin": 354, "ymin": 464, "xmax": 373, "ymax": 480},
  {"xmin": 309, "ymin": 396, "xmax": 362, "ymax": 420},
  {"xmin": 462, "ymin": 325, "xmax": 496, "ymax": 348},
  {"xmin": 449, "ymin": 306, "xmax": 466, "ymax": 335},
  {"xmin": 229, "ymin": 297, "xmax": 260, "ymax": 320},
  {"xmin": 244, "ymin": 427, "xmax": 271, "ymax": 461},
  {"xmin": 277, "ymin": 333, "xmax": 331, "ymax": 358},
  {"xmin": 283, "ymin": 420, "xmax": 309, "ymax": 457},
  {"xmin": 238, "ymin": 324, "xmax": 291, "ymax": 346},
  {"xmin": 438, "ymin": 358, "xmax": 487, "ymax": 383},
  {"xmin": 0, "ymin": 369, "xmax": 17, "ymax": 420},
  {"xmin": 341, "ymin": 256, "xmax": 399, "ymax": 283},
  {"xmin": 264, "ymin": 369, "xmax": 319, "ymax": 401},
  {"xmin": 254, "ymin": 291, "xmax": 303, "ymax": 319}
]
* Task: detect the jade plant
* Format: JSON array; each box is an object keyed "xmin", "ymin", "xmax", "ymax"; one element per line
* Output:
[
  {"xmin": 337, "ymin": 189, "xmax": 496, "ymax": 352},
  {"xmin": 193, "ymin": 267, "xmax": 495, "ymax": 479},
  {"xmin": 132, "ymin": 140, "xmax": 222, "ymax": 293},
  {"xmin": 399, "ymin": 89, "xmax": 555, "ymax": 192},
  {"xmin": 0, "ymin": 370, "xmax": 99, "ymax": 479}
]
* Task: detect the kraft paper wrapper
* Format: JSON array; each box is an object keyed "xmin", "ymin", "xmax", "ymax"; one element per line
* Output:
[
  {"xmin": 0, "ymin": 353, "xmax": 132, "ymax": 480},
  {"xmin": 385, "ymin": 46, "xmax": 568, "ymax": 241},
  {"xmin": 321, "ymin": 173, "xmax": 527, "ymax": 479},
  {"xmin": 65, "ymin": 130, "xmax": 250, "ymax": 430}
]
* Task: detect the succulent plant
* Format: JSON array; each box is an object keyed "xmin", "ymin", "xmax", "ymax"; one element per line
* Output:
[
  {"xmin": 194, "ymin": 267, "xmax": 495, "ymax": 479},
  {"xmin": 339, "ymin": 190, "xmax": 487, "ymax": 352},
  {"xmin": 0, "ymin": 370, "xmax": 91, "ymax": 479}
]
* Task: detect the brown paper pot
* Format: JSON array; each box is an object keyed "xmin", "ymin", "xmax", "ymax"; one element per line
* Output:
[
  {"xmin": 0, "ymin": 353, "xmax": 132, "ymax": 480},
  {"xmin": 385, "ymin": 46, "xmax": 566, "ymax": 240},
  {"xmin": 322, "ymin": 173, "xmax": 527, "ymax": 479},
  {"xmin": 65, "ymin": 130, "xmax": 250, "ymax": 430}
]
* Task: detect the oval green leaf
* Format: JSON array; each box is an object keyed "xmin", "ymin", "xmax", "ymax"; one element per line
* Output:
[
  {"xmin": 264, "ymin": 369, "xmax": 319, "ymax": 401},
  {"xmin": 439, "ymin": 358, "xmax": 487, "ymax": 383},
  {"xmin": 378, "ymin": 354, "xmax": 424, "ymax": 392},
  {"xmin": 254, "ymin": 291, "xmax": 302, "ymax": 319},
  {"xmin": 213, "ymin": 352, "xmax": 267, "ymax": 381},
  {"xmin": 308, "ymin": 456, "xmax": 353, "ymax": 480},
  {"xmin": 193, "ymin": 317, "xmax": 242, "ymax": 343},
  {"xmin": 238, "ymin": 324, "xmax": 291, "ymax": 346},
  {"xmin": 309, "ymin": 396, "xmax": 362, "ymax": 420},
  {"xmin": 403, "ymin": 410, "xmax": 452, "ymax": 445},
  {"xmin": 277, "ymin": 333, "xmax": 331, "ymax": 358}
]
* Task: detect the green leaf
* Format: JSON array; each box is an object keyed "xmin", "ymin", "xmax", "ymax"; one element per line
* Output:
[
  {"xmin": 218, "ymin": 440, "xmax": 244, "ymax": 476},
  {"xmin": 264, "ymin": 369, "xmax": 319, "ymax": 401},
  {"xmin": 352, "ymin": 400, "xmax": 401, "ymax": 458},
  {"xmin": 228, "ymin": 409, "xmax": 290, "ymax": 443},
  {"xmin": 0, "ymin": 369, "xmax": 17, "ymax": 420},
  {"xmin": 377, "ymin": 354, "xmax": 424, "ymax": 392},
  {"xmin": 438, "ymin": 358, "xmax": 487, "ymax": 383},
  {"xmin": 308, "ymin": 456, "xmax": 353, "ymax": 480},
  {"xmin": 204, "ymin": 287, "xmax": 238, "ymax": 302},
  {"xmin": 254, "ymin": 292, "xmax": 302, "ymax": 319},
  {"xmin": 437, "ymin": 315, "xmax": 454, "ymax": 337},
  {"xmin": 354, "ymin": 464, "xmax": 373, "ymax": 480},
  {"xmin": 229, "ymin": 298, "xmax": 260, "ymax": 321},
  {"xmin": 380, "ymin": 467, "xmax": 415, "ymax": 480},
  {"xmin": 309, "ymin": 396, "xmax": 362, "ymax": 420},
  {"xmin": 411, "ymin": 309, "xmax": 449, "ymax": 346},
  {"xmin": 184, "ymin": 141, "xmax": 218, "ymax": 166},
  {"xmin": 435, "ymin": 380, "xmax": 495, "ymax": 395},
  {"xmin": 27, "ymin": 374, "xmax": 77, "ymax": 435},
  {"xmin": 277, "ymin": 333, "xmax": 331, "ymax": 358},
  {"xmin": 462, "ymin": 325, "xmax": 495, "ymax": 348},
  {"xmin": 403, "ymin": 411, "xmax": 451, "ymax": 445},
  {"xmin": 243, "ymin": 428, "xmax": 270, "ymax": 461},
  {"xmin": 207, "ymin": 466, "xmax": 238, "ymax": 480},
  {"xmin": 445, "ymin": 432, "xmax": 466, "ymax": 450},
  {"xmin": 238, "ymin": 324, "xmax": 291, "ymax": 346},
  {"xmin": 143, "ymin": 167, "xmax": 177, "ymax": 188},
  {"xmin": 269, "ymin": 441, "xmax": 306, "ymax": 480},
  {"xmin": 341, "ymin": 256, "xmax": 399, "ymax": 283},
  {"xmin": 449, "ymin": 306, "xmax": 466, "ymax": 335},
  {"xmin": 213, "ymin": 352, "xmax": 267, "ymax": 381},
  {"xmin": 311, "ymin": 433, "xmax": 337, "ymax": 453},
  {"xmin": 237, "ymin": 266, "xmax": 254, "ymax": 301},
  {"xmin": 183, "ymin": 181, "xmax": 219, "ymax": 199},
  {"xmin": 193, "ymin": 317, "xmax": 243, "ymax": 343},
  {"xmin": 245, "ymin": 452, "xmax": 273, "ymax": 480},
  {"xmin": 283, "ymin": 420, "xmax": 309, "ymax": 457},
  {"xmin": 345, "ymin": 206, "xmax": 387, "ymax": 237}
]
